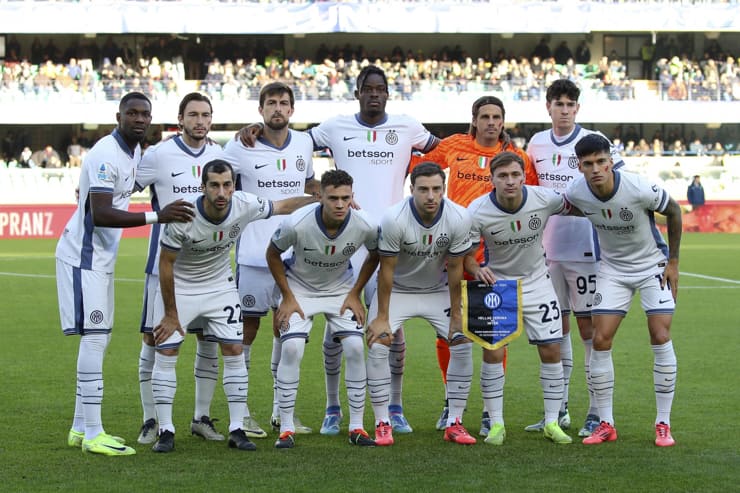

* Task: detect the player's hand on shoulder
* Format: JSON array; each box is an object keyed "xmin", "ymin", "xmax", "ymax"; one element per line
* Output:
[
  {"xmin": 158, "ymin": 199, "xmax": 195, "ymax": 223},
  {"xmin": 236, "ymin": 123, "xmax": 263, "ymax": 148}
]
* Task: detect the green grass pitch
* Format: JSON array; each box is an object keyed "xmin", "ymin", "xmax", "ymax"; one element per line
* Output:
[{"xmin": 1, "ymin": 233, "xmax": 738, "ymax": 492}]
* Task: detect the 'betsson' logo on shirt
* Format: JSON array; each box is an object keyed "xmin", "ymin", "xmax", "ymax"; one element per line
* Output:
[{"xmin": 347, "ymin": 149, "xmax": 395, "ymax": 165}]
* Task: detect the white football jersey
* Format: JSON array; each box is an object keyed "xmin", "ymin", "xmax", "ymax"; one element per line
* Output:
[
  {"xmin": 55, "ymin": 130, "xmax": 139, "ymax": 273},
  {"xmin": 378, "ymin": 197, "xmax": 472, "ymax": 293},
  {"xmin": 223, "ymin": 130, "xmax": 315, "ymax": 267},
  {"xmin": 527, "ymin": 125, "xmax": 624, "ymax": 263},
  {"xmin": 136, "ymin": 135, "xmax": 226, "ymax": 276},
  {"xmin": 308, "ymin": 113, "xmax": 436, "ymax": 221},
  {"xmin": 468, "ymin": 186, "xmax": 570, "ymax": 283},
  {"xmin": 160, "ymin": 191, "xmax": 273, "ymax": 295},
  {"xmin": 270, "ymin": 203, "xmax": 378, "ymax": 297},
  {"xmin": 565, "ymin": 171, "xmax": 671, "ymax": 276}
]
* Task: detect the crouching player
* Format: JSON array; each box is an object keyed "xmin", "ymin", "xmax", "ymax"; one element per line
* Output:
[
  {"xmin": 366, "ymin": 162, "xmax": 477, "ymax": 446},
  {"xmin": 267, "ymin": 169, "xmax": 380, "ymax": 449}
]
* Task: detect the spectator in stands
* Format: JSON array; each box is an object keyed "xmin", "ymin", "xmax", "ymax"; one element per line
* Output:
[
  {"xmin": 687, "ymin": 175, "xmax": 705, "ymax": 210},
  {"xmin": 532, "ymin": 37, "xmax": 551, "ymax": 60},
  {"xmin": 67, "ymin": 137, "xmax": 84, "ymax": 168},
  {"xmin": 575, "ymin": 40, "xmax": 591, "ymax": 65},
  {"xmin": 641, "ymin": 40, "xmax": 655, "ymax": 80},
  {"xmin": 554, "ymin": 41, "xmax": 574, "ymax": 65},
  {"xmin": 19, "ymin": 146, "xmax": 34, "ymax": 168},
  {"xmin": 32, "ymin": 144, "xmax": 63, "ymax": 168}
]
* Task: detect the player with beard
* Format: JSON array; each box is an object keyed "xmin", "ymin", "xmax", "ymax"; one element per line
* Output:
[
  {"xmin": 134, "ymin": 92, "xmax": 228, "ymax": 445},
  {"xmin": 223, "ymin": 82, "xmax": 319, "ymax": 438}
]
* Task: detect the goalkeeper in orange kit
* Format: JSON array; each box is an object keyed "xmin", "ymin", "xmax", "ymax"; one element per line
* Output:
[{"xmin": 409, "ymin": 95, "xmax": 538, "ymax": 436}]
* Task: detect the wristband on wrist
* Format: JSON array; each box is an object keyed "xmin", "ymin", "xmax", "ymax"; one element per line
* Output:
[{"xmin": 145, "ymin": 211, "xmax": 159, "ymax": 224}]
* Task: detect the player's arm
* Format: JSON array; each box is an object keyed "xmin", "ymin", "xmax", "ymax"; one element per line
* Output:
[
  {"xmin": 446, "ymin": 253, "xmax": 466, "ymax": 341},
  {"xmin": 661, "ymin": 196, "xmax": 682, "ymax": 301},
  {"xmin": 304, "ymin": 178, "xmax": 321, "ymax": 198},
  {"xmin": 272, "ymin": 195, "xmax": 319, "ymax": 216},
  {"xmin": 266, "ymin": 243, "xmax": 305, "ymax": 326},
  {"xmin": 89, "ymin": 192, "xmax": 194, "ymax": 228},
  {"xmin": 366, "ymin": 254, "xmax": 397, "ymax": 347},
  {"xmin": 153, "ymin": 247, "xmax": 185, "ymax": 345},
  {"xmin": 341, "ymin": 249, "xmax": 380, "ymax": 328},
  {"xmin": 463, "ymin": 243, "xmax": 496, "ymax": 285},
  {"xmin": 522, "ymin": 153, "xmax": 539, "ymax": 186}
]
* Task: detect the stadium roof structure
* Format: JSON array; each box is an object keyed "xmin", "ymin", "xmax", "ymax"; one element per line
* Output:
[{"xmin": 1, "ymin": 1, "xmax": 739, "ymax": 34}]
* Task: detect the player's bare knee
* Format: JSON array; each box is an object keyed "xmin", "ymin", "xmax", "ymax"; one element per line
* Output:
[
  {"xmin": 143, "ymin": 332, "xmax": 155, "ymax": 345},
  {"xmin": 220, "ymin": 342, "xmax": 243, "ymax": 357},
  {"xmin": 482, "ymin": 347, "xmax": 505, "ymax": 364},
  {"xmin": 158, "ymin": 347, "xmax": 179, "ymax": 357}
]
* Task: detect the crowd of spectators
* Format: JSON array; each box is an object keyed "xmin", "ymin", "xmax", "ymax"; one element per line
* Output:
[{"xmin": 3, "ymin": 35, "xmax": 740, "ymax": 105}]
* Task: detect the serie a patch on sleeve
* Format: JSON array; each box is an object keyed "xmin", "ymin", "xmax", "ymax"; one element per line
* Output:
[{"xmin": 462, "ymin": 279, "xmax": 522, "ymax": 350}]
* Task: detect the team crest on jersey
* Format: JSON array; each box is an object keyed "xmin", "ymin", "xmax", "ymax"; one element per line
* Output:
[
  {"xmin": 229, "ymin": 224, "xmax": 241, "ymax": 239},
  {"xmin": 213, "ymin": 231, "xmax": 224, "ymax": 241},
  {"xmin": 510, "ymin": 220, "xmax": 521, "ymax": 232},
  {"xmin": 325, "ymin": 245, "xmax": 336, "ymax": 255},
  {"xmin": 242, "ymin": 295, "xmax": 256, "ymax": 308},
  {"xmin": 367, "ymin": 131, "xmax": 377, "ymax": 143},
  {"xmin": 385, "ymin": 130, "xmax": 399, "ymax": 145},
  {"xmin": 567, "ymin": 155, "xmax": 579, "ymax": 169},
  {"xmin": 435, "ymin": 233, "xmax": 450, "ymax": 248},
  {"xmin": 296, "ymin": 156, "xmax": 306, "ymax": 172},
  {"xmin": 528, "ymin": 215, "xmax": 542, "ymax": 230},
  {"xmin": 192, "ymin": 165, "xmax": 202, "ymax": 178},
  {"xmin": 593, "ymin": 292, "xmax": 603, "ymax": 306},
  {"xmin": 619, "ymin": 208, "xmax": 633, "ymax": 221},
  {"xmin": 422, "ymin": 234, "xmax": 433, "ymax": 245},
  {"xmin": 276, "ymin": 159, "xmax": 287, "ymax": 171},
  {"xmin": 97, "ymin": 163, "xmax": 108, "ymax": 180},
  {"xmin": 342, "ymin": 243, "xmax": 357, "ymax": 256},
  {"xmin": 89, "ymin": 310, "xmax": 104, "ymax": 325},
  {"xmin": 601, "ymin": 209, "xmax": 613, "ymax": 219}
]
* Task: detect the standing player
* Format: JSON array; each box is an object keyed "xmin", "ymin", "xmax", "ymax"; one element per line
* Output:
[
  {"xmin": 150, "ymin": 160, "xmax": 316, "ymax": 453},
  {"xmin": 566, "ymin": 134, "xmax": 681, "ymax": 447},
  {"xmin": 135, "ymin": 92, "xmax": 227, "ymax": 445},
  {"xmin": 57, "ymin": 92, "xmax": 194, "ymax": 456},
  {"xmin": 267, "ymin": 169, "xmax": 380, "ymax": 449},
  {"xmin": 525, "ymin": 79, "xmax": 625, "ymax": 437},
  {"xmin": 308, "ymin": 65, "xmax": 439, "ymax": 435},
  {"xmin": 466, "ymin": 152, "xmax": 574, "ymax": 446},
  {"xmin": 365, "ymin": 163, "xmax": 476, "ymax": 446},
  {"xmin": 224, "ymin": 82, "xmax": 320, "ymax": 438},
  {"xmin": 410, "ymin": 95, "xmax": 537, "ymax": 434}
]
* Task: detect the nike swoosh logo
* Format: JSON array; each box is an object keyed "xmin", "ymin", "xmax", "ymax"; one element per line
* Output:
[
  {"xmin": 193, "ymin": 239, "xmax": 206, "ymax": 244},
  {"xmin": 171, "ymin": 171, "xmax": 185, "ymax": 177},
  {"xmin": 490, "ymin": 230, "xmax": 504, "ymax": 235},
  {"xmin": 536, "ymin": 158, "xmax": 547, "ymax": 163},
  {"xmin": 658, "ymin": 299, "xmax": 671, "ymax": 304},
  {"xmin": 103, "ymin": 444, "xmax": 128, "ymax": 452},
  {"xmin": 585, "ymin": 303, "xmax": 593, "ymax": 308},
  {"xmin": 255, "ymin": 164, "xmax": 270, "ymax": 169},
  {"xmin": 403, "ymin": 241, "xmax": 417, "ymax": 245},
  {"xmin": 343, "ymin": 136, "xmax": 356, "ymax": 141},
  {"xmin": 455, "ymin": 157, "xmax": 467, "ymax": 161},
  {"xmin": 303, "ymin": 247, "xmax": 316, "ymax": 251},
  {"xmin": 238, "ymin": 387, "xmax": 247, "ymax": 391},
  {"xmin": 236, "ymin": 332, "xmax": 243, "ymax": 336},
  {"xmin": 549, "ymin": 329, "xmax": 559, "ymax": 334},
  {"xmin": 584, "ymin": 212, "xmax": 596, "ymax": 216}
]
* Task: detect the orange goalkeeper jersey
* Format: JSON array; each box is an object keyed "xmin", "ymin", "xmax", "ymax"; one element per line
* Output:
[{"xmin": 410, "ymin": 133, "xmax": 539, "ymax": 264}]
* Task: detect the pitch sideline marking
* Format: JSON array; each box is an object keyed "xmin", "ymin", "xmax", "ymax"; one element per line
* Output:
[
  {"xmin": 0, "ymin": 271, "xmax": 143, "ymax": 283},
  {"xmin": 680, "ymin": 271, "xmax": 740, "ymax": 285}
]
